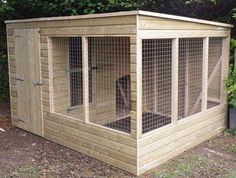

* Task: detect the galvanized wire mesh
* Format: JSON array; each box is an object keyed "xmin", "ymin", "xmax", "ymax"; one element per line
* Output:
[
  {"xmin": 51, "ymin": 37, "xmax": 84, "ymax": 119},
  {"xmin": 88, "ymin": 37, "xmax": 131, "ymax": 133},
  {"xmin": 142, "ymin": 39, "xmax": 172, "ymax": 133},
  {"xmin": 207, "ymin": 37, "xmax": 223, "ymax": 109},
  {"xmin": 178, "ymin": 38, "xmax": 203, "ymax": 119}
]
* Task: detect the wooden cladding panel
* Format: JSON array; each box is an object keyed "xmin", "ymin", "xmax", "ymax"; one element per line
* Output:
[
  {"xmin": 7, "ymin": 16, "xmax": 136, "ymax": 29},
  {"xmin": 139, "ymin": 15, "xmax": 229, "ymax": 31},
  {"xmin": 138, "ymin": 105, "xmax": 227, "ymax": 174},
  {"xmin": 7, "ymin": 27, "xmax": 18, "ymax": 120},
  {"xmin": 44, "ymin": 113, "xmax": 137, "ymax": 174}
]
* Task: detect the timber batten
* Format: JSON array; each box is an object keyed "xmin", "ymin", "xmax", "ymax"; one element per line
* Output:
[{"xmin": 6, "ymin": 10, "xmax": 232, "ymax": 176}]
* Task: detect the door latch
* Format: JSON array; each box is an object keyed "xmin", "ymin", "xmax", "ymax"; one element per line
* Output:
[
  {"xmin": 16, "ymin": 77, "xmax": 24, "ymax": 81},
  {"xmin": 33, "ymin": 80, "xmax": 43, "ymax": 86}
]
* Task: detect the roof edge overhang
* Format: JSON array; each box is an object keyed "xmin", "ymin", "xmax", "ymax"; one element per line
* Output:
[{"xmin": 5, "ymin": 10, "xmax": 233, "ymax": 28}]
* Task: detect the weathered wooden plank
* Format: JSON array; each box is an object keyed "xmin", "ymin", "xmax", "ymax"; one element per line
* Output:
[
  {"xmin": 139, "ymin": 111, "xmax": 226, "ymax": 158},
  {"xmin": 40, "ymin": 25, "xmax": 136, "ymax": 36},
  {"xmin": 138, "ymin": 123, "xmax": 225, "ymax": 175},
  {"xmin": 44, "ymin": 120, "xmax": 136, "ymax": 161},
  {"xmin": 46, "ymin": 113, "xmax": 136, "ymax": 147},
  {"xmin": 44, "ymin": 131, "xmax": 137, "ymax": 174},
  {"xmin": 139, "ymin": 118, "xmax": 225, "ymax": 167},
  {"xmin": 139, "ymin": 16, "xmax": 229, "ymax": 30},
  {"xmin": 139, "ymin": 30, "xmax": 231, "ymax": 39},
  {"xmin": 140, "ymin": 105, "xmax": 226, "ymax": 147},
  {"xmin": 7, "ymin": 16, "xmax": 136, "ymax": 29}
]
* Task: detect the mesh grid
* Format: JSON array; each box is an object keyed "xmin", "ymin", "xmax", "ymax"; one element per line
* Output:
[
  {"xmin": 51, "ymin": 37, "xmax": 85, "ymax": 119},
  {"xmin": 207, "ymin": 37, "xmax": 223, "ymax": 109},
  {"xmin": 142, "ymin": 39, "xmax": 172, "ymax": 134},
  {"xmin": 178, "ymin": 38, "xmax": 203, "ymax": 119},
  {"xmin": 88, "ymin": 37, "xmax": 131, "ymax": 133},
  {"xmin": 68, "ymin": 37, "xmax": 83, "ymax": 107}
]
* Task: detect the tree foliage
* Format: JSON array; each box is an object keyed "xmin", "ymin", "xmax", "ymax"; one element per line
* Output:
[{"xmin": 0, "ymin": 0, "xmax": 235, "ymax": 102}]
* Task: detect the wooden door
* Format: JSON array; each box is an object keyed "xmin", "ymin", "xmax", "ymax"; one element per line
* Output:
[{"xmin": 14, "ymin": 28, "xmax": 42, "ymax": 136}]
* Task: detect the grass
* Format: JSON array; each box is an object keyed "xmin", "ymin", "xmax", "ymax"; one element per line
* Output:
[
  {"xmin": 154, "ymin": 155, "xmax": 206, "ymax": 178},
  {"xmin": 225, "ymin": 128, "xmax": 236, "ymax": 136},
  {"xmin": 6, "ymin": 165, "xmax": 40, "ymax": 177},
  {"xmin": 226, "ymin": 145, "xmax": 236, "ymax": 153},
  {"xmin": 226, "ymin": 169, "xmax": 236, "ymax": 178},
  {"xmin": 155, "ymin": 171, "xmax": 176, "ymax": 178},
  {"xmin": 229, "ymin": 128, "xmax": 236, "ymax": 136},
  {"xmin": 207, "ymin": 139, "xmax": 212, "ymax": 148}
]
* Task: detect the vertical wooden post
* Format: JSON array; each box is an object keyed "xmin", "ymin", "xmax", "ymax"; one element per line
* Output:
[
  {"xmin": 82, "ymin": 36, "xmax": 89, "ymax": 123},
  {"xmin": 221, "ymin": 37, "xmax": 230, "ymax": 104},
  {"xmin": 171, "ymin": 38, "xmax": 179, "ymax": 124},
  {"xmin": 202, "ymin": 37, "xmax": 209, "ymax": 111},
  {"xmin": 136, "ymin": 37, "xmax": 142, "ymax": 138},
  {"xmin": 47, "ymin": 37, "xmax": 54, "ymax": 113}
]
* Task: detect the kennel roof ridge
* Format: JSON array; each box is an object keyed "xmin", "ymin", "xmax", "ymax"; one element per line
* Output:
[{"xmin": 5, "ymin": 10, "xmax": 233, "ymax": 28}]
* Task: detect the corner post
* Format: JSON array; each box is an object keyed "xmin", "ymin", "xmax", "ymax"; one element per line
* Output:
[
  {"xmin": 82, "ymin": 36, "xmax": 89, "ymax": 123},
  {"xmin": 136, "ymin": 37, "xmax": 142, "ymax": 138},
  {"xmin": 202, "ymin": 37, "xmax": 209, "ymax": 111},
  {"xmin": 171, "ymin": 38, "xmax": 179, "ymax": 124}
]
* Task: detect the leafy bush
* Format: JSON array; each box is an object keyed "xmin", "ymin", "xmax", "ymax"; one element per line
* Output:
[
  {"xmin": 0, "ymin": 54, "xmax": 9, "ymax": 102},
  {"xmin": 228, "ymin": 128, "xmax": 236, "ymax": 136},
  {"xmin": 225, "ymin": 65, "xmax": 236, "ymax": 108}
]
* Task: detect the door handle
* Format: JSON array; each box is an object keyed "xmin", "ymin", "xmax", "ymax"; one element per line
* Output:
[
  {"xmin": 33, "ymin": 80, "xmax": 43, "ymax": 86},
  {"xmin": 16, "ymin": 77, "xmax": 24, "ymax": 81}
]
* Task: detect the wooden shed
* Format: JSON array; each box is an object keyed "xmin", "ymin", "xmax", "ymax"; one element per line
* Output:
[{"xmin": 6, "ymin": 10, "xmax": 233, "ymax": 175}]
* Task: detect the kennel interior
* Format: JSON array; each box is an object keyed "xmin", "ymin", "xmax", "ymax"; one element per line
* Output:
[{"xmin": 6, "ymin": 11, "xmax": 232, "ymax": 175}]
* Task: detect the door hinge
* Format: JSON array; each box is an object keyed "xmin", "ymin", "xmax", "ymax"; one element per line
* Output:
[{"xmin": 16, "ymin": 77, "xmax": 24, "ymax": 81}]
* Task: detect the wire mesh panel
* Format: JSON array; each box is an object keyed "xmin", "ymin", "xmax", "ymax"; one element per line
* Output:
[
  {"xmin": 69, "ymin": 37, "xmax": 83, "ymax": 107},
  {"xmin": 207, "ymin": 37, "xmax": 223, "ymax": 109},
  {"xmin": 142, "ymin": 39, "xmax": 172, "ymax": 134},
  {"xmin": 51, "ymin": 37, "xmax": 84, "ymax": 119},
  {"xmin": 88, "ymin": 37, "xmax": 131, "ymax": 133},
  {"xmin": 178, "ymin": 38, "xmax": 203, "ymax": 119}
]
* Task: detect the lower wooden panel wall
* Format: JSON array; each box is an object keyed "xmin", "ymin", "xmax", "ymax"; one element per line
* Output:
[
  {"xmin": 43, "ymin": 105, "xmax": 226, "ymax": 176},
  {"xmin": 43, "ymin": 113, "xmax": 137, "ymax": 174},
  {"xmin": 137, "ymin": 105, "xmax": 227, "ymax": 175}
]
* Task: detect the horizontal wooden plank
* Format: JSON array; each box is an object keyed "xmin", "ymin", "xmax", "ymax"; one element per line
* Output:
[
  {"xmin": 139, "ymin": 30, "xmax": 230, "ymax": 39},
  {"xmin": 40, "ymin": 43, "xmax": 48, "ymax": 50},
  {"xmin": 139, "ymin": 111, "xmax": 226, "ymax": 160},
  {"xmin": 41, "ymin": 49, "xmax": 48, "ymax": 57},
  {"xmin": 7, "ymin": 16, "xmax": 136, "ymax": 29},
  {"xmin": 44, "ymin": 126, "xmax": 136, "ymax": 165},
  {"xmin": 7, "ymin": 28, "xmax": 14, "ymax": 36},
  {"xmin": 138, "ymin": 122, "xmax": 226, "ymax": 175},
  {"xmin": 139, "ymin": 16, "xmax": 228, "ymax": 30},
  {"xmin": 40, "ymin": 36, "xmax": 48, "ymax": 43},
  {"xmin": 139, "ymin": 105, "xmax": 226, "ymax": 147},
  {"xmin": 40, "ymin": 25, "xmax": 136, "ymax": 36},
  {"xmin": 140, "ymin": 119, "xmax": 226, "ymax": 167},
  {"xmin": 46, "ymin": 113, "xmax": 136, "ymax": 147},
  {"xmin": 44, "ymin": 132, "xmax": 137, "ymax": 174}
]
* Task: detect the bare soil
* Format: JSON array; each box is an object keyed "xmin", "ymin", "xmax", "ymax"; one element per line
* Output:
[{"xmin": 0, "ymin": 103, "xmax": 236, "ymax": 178}]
